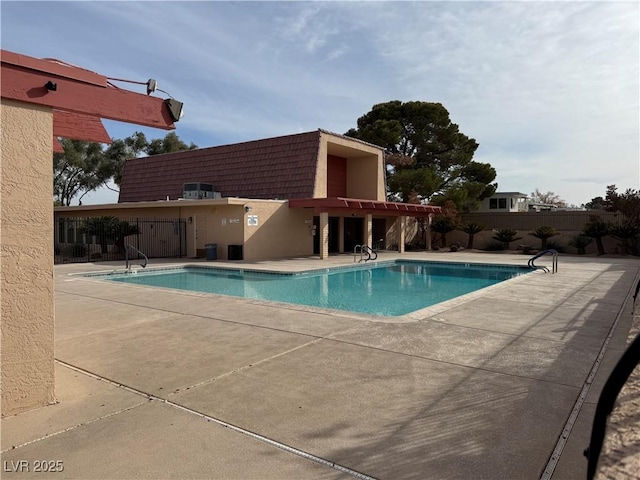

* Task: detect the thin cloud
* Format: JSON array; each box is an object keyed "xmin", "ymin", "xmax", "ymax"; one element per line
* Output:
[{"xmin": 1, "ymin": 0, "xmax": 637, "ymax": 206}]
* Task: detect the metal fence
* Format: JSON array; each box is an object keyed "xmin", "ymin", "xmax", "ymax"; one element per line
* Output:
[
  {"xmin": 54, "ymin": 217, "xmax": 187, "ymax": 264},
  {"xmin": 460, "ymin": 211, "xmax": 625, "ymax": 231}
]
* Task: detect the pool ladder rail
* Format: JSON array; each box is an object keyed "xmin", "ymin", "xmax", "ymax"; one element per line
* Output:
[
  {"xmin": 528, "ymin": 249, "xmax": 558, "ymax": 273},
  {"xmin": 125, "ymin": 244, "xmax": 148, "ymax": 271},
  {"xmin": 353, "ymin": 245, "xmax": 378, "ymax": 263}
]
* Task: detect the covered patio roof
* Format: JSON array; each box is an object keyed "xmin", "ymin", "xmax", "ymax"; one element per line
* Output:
[
  {"xmin": 1, "ymin": 49, "xmax": 178, "ymax": 151},
  {"xmin": 289, "ymin": 197, "xmax": 442, "ymax": 217}
]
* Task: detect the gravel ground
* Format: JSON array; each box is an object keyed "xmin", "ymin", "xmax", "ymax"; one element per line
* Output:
[{"xmin": 595, "ymin": 300, "xmax": 640, "ymax": 479}]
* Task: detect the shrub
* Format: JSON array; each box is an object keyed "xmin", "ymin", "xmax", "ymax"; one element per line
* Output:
[
  {"xmin": 492, "ymin": 228, "xmax": 522, "ymax": 250},
  {"xmin": 610, "ymin": 224, "xmax": 640, "ymax": 256},
  {"xmin": 459, "ymin": 222, "xmax": 485, "ymax": 250},
  {"xmin": 581, "ymin": 215, "xmax": 611, "ymax": 255},
  {"xmin": 545, "ymin": 240, "xmax": 565, "ymax": 253},
  {"xmin": 528, "ymin": 226, "xmax": 559, "ymax": 250},
  {"xmin": 431, "ymin": 216, "xmax": 458, "ymax": 248},
  {"xmin": 485, "ymin": 241, "xmax": 506, "ymax": 251},
  {"xmin": 568, "ymin": 235, "xmax": 592, "ymax": 255}
]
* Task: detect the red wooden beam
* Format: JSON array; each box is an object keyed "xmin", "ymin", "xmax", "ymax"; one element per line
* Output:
[
  {"xmin": 289, "ymin": 197, "xmax": 443, "ymax": 217},
  {"xmin": 53, "ymin": 110, "xmax": 112, "ymax": 144},
  {"xmin": 1, "ymin": 50, "xmax": 106, "ymax": 87},
  {"xmin": 53, "ymin": 137, "xmax": 64, "ymax": 153},
  {"xmin": 1, "ymin": 62, "xmax": 176, "ymax": 130}
]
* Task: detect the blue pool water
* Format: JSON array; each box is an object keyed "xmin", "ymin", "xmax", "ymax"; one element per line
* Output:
[{"xmin": 103, "ymin": 261, "xmax": 529, "ymax": 316}]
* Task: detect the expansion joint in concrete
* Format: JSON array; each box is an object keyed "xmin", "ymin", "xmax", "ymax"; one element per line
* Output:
[{"xmin": 52, "ymin": 359, "xmax": 377, "ymax": 480}]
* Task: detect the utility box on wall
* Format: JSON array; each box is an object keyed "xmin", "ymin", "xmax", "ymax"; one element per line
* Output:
[{"xmin": 228, "ymin": 244, "xmax": 243, "ymax": 260}]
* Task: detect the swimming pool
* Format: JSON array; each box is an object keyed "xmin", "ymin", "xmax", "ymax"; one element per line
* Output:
[{"xmin": 100, "ymin": 261, "xmax": 530, "ymax": 316}]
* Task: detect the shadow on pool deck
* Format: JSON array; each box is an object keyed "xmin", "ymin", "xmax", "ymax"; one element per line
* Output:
[{"xmin": 1, "ymin": 252, "xmax": 639, "ymax": 479}]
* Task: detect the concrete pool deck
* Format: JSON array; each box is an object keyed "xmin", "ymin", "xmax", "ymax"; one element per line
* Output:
[{"xmin": 2, "ymin": 252, "xmax": 639, "ymax": 479}]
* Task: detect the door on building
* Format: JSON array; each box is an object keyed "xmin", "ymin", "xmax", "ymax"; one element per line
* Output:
[
  {"xmin": 192, "ymin": 214, "xmax": 207, "ymax": 258},
  {"xmin": 372, "ymin": 218, "xmax": 387, "ymax": 250},
  {"xmin": 313, "ymin": 216, "xmax": 320, "ymax": 255},
  {"xmin": 313, "ymin": 216, "xmax": 340, "ymax": 255},
  {"xmin": 329, "ymin": 217, "xmax": 339, "ymax": 253},
  {"xmin": 343, "ymin": 217, "xmax": 364, "ymax": 253}
]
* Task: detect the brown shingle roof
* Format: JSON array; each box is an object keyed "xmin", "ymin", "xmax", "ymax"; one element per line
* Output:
[{"xmin": 119, "ymin": 130, "xmax": 321, "ymax": 202}]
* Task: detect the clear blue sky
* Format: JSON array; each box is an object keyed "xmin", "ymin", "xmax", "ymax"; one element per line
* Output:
[{"xmin": 2, "ymin": 1, "xmax": 638, "ymax": 206}]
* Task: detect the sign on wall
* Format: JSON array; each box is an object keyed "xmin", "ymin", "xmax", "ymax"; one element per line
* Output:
[{"xmin": 247, "ymin": 215, "xmax": 258, "ymax": 226}]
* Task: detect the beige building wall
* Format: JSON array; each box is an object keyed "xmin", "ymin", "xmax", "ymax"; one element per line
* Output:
[
  {"xmin": 346, "ymin": 156, "xmax": 385, "ymax": 201},
  {"xmin": 243, "ymin": 202, "xmax": 313, "ymax": 261},
  {"xmin": 55, "ymin": 199, "xmax": 315, "ymax": 262},
  {"xmin": 1, "ymin": 99, "xmax": 56, "ymax": 416}
]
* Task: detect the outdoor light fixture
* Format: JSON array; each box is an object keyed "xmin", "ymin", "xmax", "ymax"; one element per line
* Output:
[
  {"xmin": 146, "ymin": 79, "xmax": 158, "ymax": 95},
  {"xmin": 164, "ymin": 98, "xmax": 184, "ymax": 122},
  {"xmin": 144, "ymin": 78, "xmax": 183, "ymax": 122},
  {"xmin": 244, "ymin": 206, "xmax": 252, "ymax": 213},
  {"xmin": 45, "ymin": 81, "xmax": 57, "ymax": 91}
]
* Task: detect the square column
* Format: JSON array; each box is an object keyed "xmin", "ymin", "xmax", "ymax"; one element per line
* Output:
[
  {"xmin": 396, "ymin": 216, "xmax": 405, "ymax": 253},
  {"xmin": 365, "ymin": 214, "xmax": 373, "ymax": 247},
  {"xmin": 338, "ymin": 217, "xmax": 345, "ymax": 253},
  {"xmin": 319, "ymin": 212, "xmax": 329, "ymax": 259}
]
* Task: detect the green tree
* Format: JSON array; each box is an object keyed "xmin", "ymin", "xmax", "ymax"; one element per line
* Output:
[
  {"xmin": 459, "ymin": 222, "xmax": 485, "ymax": 250},
  {"xmin": 605, "ymin": 185, "xmax": 640, "ymax": 227},
  {"xmin": 103, "ymin": 131, "xmax": 198, "ymax": 192},
  {"xmin": 431, "ymin": 215, "xmax": 458, "ymax": 248},
  {"xmin": 584, "ymin": 196, "xmax": 605, "ymax": 210},
  {"xmin": 492, "ymin": 228, "xmax": 522, "ymax": 250},
  {"xmin": 103, "ymin": 131, "xmax": 149, "ymax": 189},
  {"xmin": 146, "ymin": 131, "xmax": 198, "ymax": 156},
  {"xmin": 528, "ymin": 226, "xmax": 559, "ymax": 250},
  {"xmin": 345, "ymin": 100, "xmax": 496, "ymax": 211},
  {"xmin": 581, "ymin": 215, "xmax": 611, "ymax": 256},
  {"xmin": 54, "ymin": 139, "xmax": 112, "ymax": 206}
]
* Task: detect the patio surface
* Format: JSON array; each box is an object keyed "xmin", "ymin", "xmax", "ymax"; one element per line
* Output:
[{"xmin": 2, "ymin": 252, "xmax": 639, "ymax": 479}]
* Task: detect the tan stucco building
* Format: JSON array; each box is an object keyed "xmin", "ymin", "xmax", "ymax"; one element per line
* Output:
[{"xmin": 55, "ymin": 130, "xmax": 442, "ymax": 262}]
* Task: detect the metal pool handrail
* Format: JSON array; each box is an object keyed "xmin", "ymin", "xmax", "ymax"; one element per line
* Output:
[
  {"xmin": 353, "ymin": 245, "xmax": 378, "ymax": 263},
  {"xmin": 528, "ymin": 249, "xmax": 558, "ymax": 273},
  {"xmin": 125, "ymin": 244, "xmax": 148, "ymax": 270}
]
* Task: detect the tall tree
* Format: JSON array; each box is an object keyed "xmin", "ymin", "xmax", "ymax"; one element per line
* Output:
[
  {"xmin": 103, "ymin": 131, "xmax": 149, "ymax": 189},
  {"xmin": 345, "ymin": 100, "xmax": 496, "ymax": 212},
  {"xmin": 53, "ymin": 139, "xmax": 112, "ymax": 206},
  {"xmin": 104, "ymin": 131, "xmax": 198, "ymax": 190},
  {"xmin": 584, "ymin": 196, "xmax": 605, "ymax": 210},
  {"xmin": 605, "ymin": 184, "xmax": 640, "ymax": 226},
  {"xmin": 146, "ymin": 131, "xmax": 198, "ymax": 156}
]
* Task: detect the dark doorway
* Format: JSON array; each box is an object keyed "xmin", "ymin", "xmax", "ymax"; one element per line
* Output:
[
  {"xmin": 329, "ymin": 217, "xmax": 339, "ymax": 253},
  {"xmin": 313, "ymin": 216, "xmax": 341, "ymax": 255},
  {"xmin": 343, "ymin": 217, "xmax": 364, "ymax": 253},
  {"xmin": 313, "ymin": 216, "xmax": 320, "ymax": 255},
  {"xmin": 372, "ymin": 218, "xmax": 387, "ymax": 250}
]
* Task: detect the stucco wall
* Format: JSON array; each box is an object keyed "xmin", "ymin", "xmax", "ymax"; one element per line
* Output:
[
  {"xmin": 346, "ymin": 155, "xmax": 385, "ymax": 201},
  {"xmin": 54, "ymin": 200, "xmax": 314, "ymax": 262},
  {"xmin": 243, "ymin": 202, "xmax": 313, "ymax": 260},
  {"xmin": 445, "ymin": 229, "xmax": 623, "ymax": 254},
  {"xmin": 1, "ymin": 99, "xmax": 56, "ymax": 416}
]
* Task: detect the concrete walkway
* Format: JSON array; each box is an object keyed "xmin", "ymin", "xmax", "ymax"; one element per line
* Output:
[{"xmin": 2, "ymin": 252, "xmax": 639, "ymax": 479}]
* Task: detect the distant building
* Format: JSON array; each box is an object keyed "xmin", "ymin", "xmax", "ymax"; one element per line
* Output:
[{"xmin": 477, "ymin": 192, "xmax": 528, "ymax": 213}]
